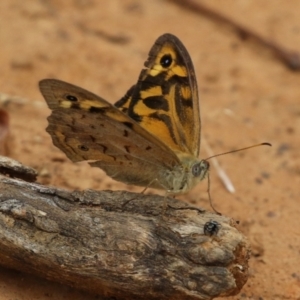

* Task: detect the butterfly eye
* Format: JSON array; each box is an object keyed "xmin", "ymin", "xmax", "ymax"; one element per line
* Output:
[
  {"xmin": 160, "ymin": 54, "xmax": 172, "ymax": 68},
  {"xmin": 66, "ymin": 95, "xmax": 78, "ymax": 102},
  {"xmin": 192, "ymin": 163, "xmax": 201, "ymax": 177},
  {"xmin": 192, "ymin": 161, "xmax": 209, "ymax": 177}
]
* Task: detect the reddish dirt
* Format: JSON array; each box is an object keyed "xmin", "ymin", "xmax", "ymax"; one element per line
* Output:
[{"xmin": 0, "ymin": 1, "xmax": 299, "ymax": 299}]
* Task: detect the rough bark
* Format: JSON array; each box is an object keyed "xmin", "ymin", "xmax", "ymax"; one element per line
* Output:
[{"xmin": 0, "ymin": 158, "xmax": 250, "ymax": 300}]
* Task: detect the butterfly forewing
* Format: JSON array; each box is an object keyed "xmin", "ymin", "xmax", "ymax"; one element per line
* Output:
[{"xmin": 115, "ymin": 33, "xmax": 200, "ymax": 158}]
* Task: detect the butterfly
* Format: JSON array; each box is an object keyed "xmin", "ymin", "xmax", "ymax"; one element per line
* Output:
[{"xmin": 39, "ymin": 33, "xmax": 209, "ymax": 196}]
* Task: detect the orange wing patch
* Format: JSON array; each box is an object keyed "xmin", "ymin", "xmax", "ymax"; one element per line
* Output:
[{"xmin": 115, "ymin": 34, "xmax": 200, "ymax": 157}]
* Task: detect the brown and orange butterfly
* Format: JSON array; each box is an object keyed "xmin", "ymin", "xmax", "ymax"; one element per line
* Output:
[{"xmin": 39, "ymin": 33, "xmax": 209, "ymax": 195}]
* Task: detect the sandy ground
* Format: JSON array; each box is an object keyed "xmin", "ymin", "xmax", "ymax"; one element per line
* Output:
[{"xmin": 0, "ymin": 0, "xmax": 300, "ymax": 299}]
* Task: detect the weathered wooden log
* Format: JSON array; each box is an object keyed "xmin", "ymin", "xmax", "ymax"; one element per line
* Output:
[{"xmin": 0, "ymin": 158, "xmax": 249, "ymax": 300}]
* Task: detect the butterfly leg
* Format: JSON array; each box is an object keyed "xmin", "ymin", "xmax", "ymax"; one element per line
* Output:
[
  {"xmin": 140, "ymin": 186, "xmax": 149, "ymax": 194},
  {"xmin": 121, "ymin": 193, "xmax": 142, "ymax": 210},
  {"xmin": 207, "ymin": 173, "xmax": 222, "ymax": 215}
]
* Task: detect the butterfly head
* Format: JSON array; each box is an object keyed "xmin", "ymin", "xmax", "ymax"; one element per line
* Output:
[
  {"xmin": 185, "ymin": 159, "xmax": 210, "ymax": 192},
  {"xmin": 168, "ymin": 154, "xmax": 209, "ymax": 194}
]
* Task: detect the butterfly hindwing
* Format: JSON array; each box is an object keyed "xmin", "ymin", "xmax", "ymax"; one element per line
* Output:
[
  {"xmin": 39, "ymin": 79, "xmax": 181, "ymax": 188},
  {"xmin": 115, "ymin": 33, "xmax": 200, "ymax": 158}
]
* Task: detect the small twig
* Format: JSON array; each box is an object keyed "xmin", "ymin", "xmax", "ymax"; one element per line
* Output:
[
  {"xmin": 202, "ymin": 138, "xmax": 235, "ymax": 194},
  {"xmin": 170, "ymin": 0, "xmax": 300, "ymax": 70},
  {"xmin": 0, "ymin": 93, "xmax": 27, "ymax": 105}
]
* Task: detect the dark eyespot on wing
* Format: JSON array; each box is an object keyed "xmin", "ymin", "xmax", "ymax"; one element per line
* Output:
[
  {"xmin": 145, "ymin": 146, "xmax": 152, "ymax": 150},
  {"xmin": 66, "ymin": 95, "xmax": 78, "ymax": 101},
  {"xmin": 143, "ymin": 96, "xmax": 169, "ymax": 111},
  {"xmin": 160, "ymin": 54, "xmax": 172, "ymax": 68}
]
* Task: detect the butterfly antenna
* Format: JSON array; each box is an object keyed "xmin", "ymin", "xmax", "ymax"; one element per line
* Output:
[
  {"xmin": 205, "ymin": 142, "xmax": 271, "ymax": 214},
  {"xmin": 203, "ymin": 138, "xmax": 235, "ymax": 193},
  {"xmin": 205, "ymin": 142, "xmax": 271, "ymax": 160}
]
